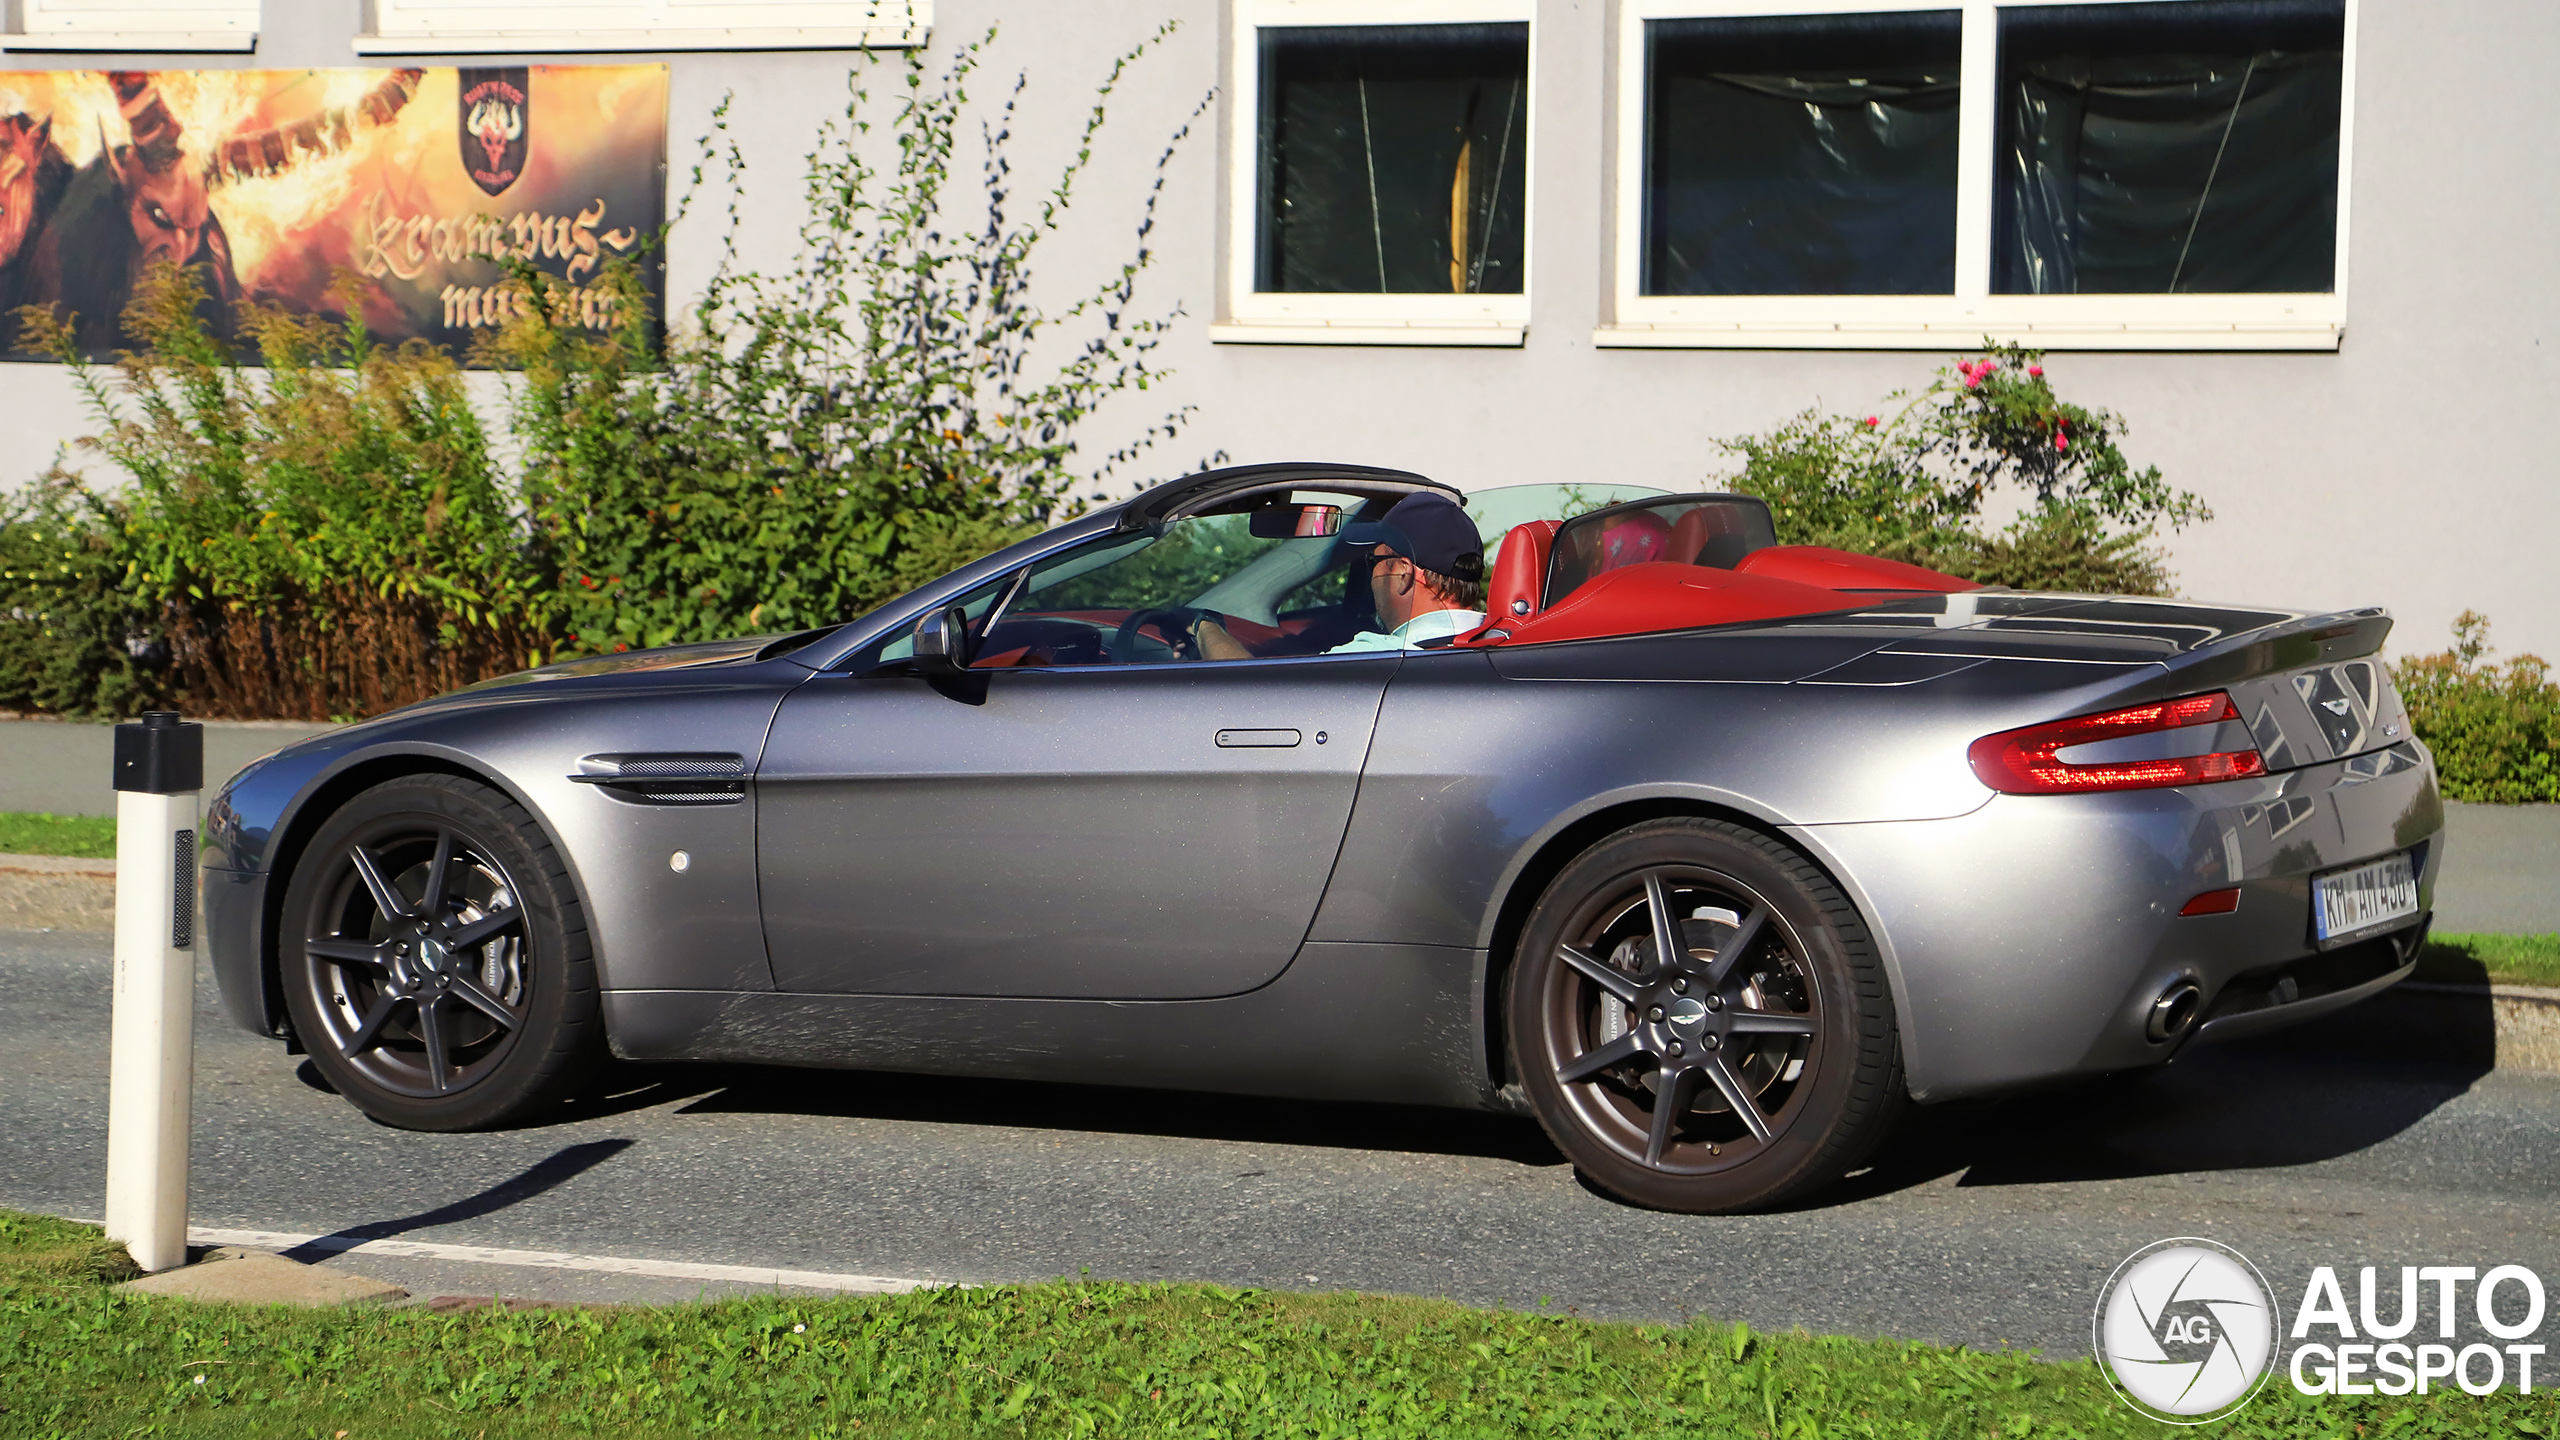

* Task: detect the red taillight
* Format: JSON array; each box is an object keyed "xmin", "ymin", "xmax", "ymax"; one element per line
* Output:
[{"xmin": 1969, "ymin": 691, "xmax": 2267, "ymax": 796}]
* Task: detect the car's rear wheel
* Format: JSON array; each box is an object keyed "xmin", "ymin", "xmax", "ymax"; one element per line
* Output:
[
  {"xmin": 1506, "ymin": 818, "xmax": 1903, "ymax": 1212},
  {"xmin": 280, "ymin": 775, "xmax": 602, "ymax": 1131}
]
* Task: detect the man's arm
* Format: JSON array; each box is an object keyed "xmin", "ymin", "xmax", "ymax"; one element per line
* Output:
[{"xmin": 1189, "ymin": 616, "xmax": 1255, "ymax": 662}]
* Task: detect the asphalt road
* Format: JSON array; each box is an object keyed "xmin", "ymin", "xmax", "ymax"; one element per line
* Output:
[{"xmin": 5, "ymin": 927, "xmax": 2556, "ymax": 1357}]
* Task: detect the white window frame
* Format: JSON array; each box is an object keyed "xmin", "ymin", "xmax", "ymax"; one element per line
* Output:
[
  {"xmin": 1213, "ymin": 0, "xmax": 1536, "ymax": 347},
  {"xmin": 3, "ymin": 0, "xmax": 257, "ymax": 51},
  {"xmin": 355, "ymin": 0, "xmax": 929, "ymax": 55},
  {"xmin": 1599, "ymin": 0, "xmax": 2357, "ymax": 351}
]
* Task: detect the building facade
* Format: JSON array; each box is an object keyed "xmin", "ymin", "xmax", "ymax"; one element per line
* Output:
[{"xmin": 1, "ymin": 0, "xmax": 2549, "ymax": 657}]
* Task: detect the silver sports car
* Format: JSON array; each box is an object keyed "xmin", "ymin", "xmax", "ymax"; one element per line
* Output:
[{"xmin": 204, "ymin": 464, "xmax": 2443, "ymax": 1212}]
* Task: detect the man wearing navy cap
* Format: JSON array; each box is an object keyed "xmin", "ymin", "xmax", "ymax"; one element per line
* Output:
[{"xmin": 1192, "ymin": 492, "xmax": 1488, "ymax": 659}]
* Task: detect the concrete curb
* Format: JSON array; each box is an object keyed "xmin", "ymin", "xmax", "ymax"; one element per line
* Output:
[
  {"xmin": 0, "ymin": 855, "xmax": 116, "ymax": 932},
  {"xmin": 116, "ymin": 1246, "xmax": 410, "ymax": 1307},
  {"xmin": 0, "ymin": 853, "xmax": 116, "ymax": 877},
  {"xmin": 2391, "ymin": 981, "xmax": 2560, "ymax": 1075}
]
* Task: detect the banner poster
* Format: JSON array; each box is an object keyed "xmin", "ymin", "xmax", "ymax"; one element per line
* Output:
[{"xmin": 0, "ymin": 65, "xmax": 668, "ymax": 363}]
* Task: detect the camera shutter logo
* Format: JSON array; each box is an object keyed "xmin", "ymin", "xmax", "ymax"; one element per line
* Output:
[{"xmin": 2094, "ymin": 1239, "xmax": 2282, "ymax": 1423}]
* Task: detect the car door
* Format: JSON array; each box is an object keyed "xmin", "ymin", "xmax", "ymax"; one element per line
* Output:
[{"xmin": 756, "ymin": 514, "xmax": 1398, "ymax": 1000}]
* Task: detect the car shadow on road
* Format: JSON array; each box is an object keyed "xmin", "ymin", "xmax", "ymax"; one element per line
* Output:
[
  {"xmin": 277, "ymin": 1138, "xmax": 635, "ymax": 1263},
  {"xmin": 677, "ymin": 1067, "xmax": 1570, "ymax": 1167},
  {"xmin": 1824, "ymin": 988, "xmax": 2498, "ymax": 1203}
]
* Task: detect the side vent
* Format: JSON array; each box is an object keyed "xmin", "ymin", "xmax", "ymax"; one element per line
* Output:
[{"xmin": 570, "ymin": 754, "xmax": 748, "ymax": 805}]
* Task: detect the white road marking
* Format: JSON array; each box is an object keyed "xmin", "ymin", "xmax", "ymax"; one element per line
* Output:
[{"xmin": 178, "ymin": 1225, "xmax": 936, "ymax": 1295}]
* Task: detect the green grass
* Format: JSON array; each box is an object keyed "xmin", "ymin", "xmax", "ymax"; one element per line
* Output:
[
  {"xmin": 1, "ymin": 1211, "xmax": 2547, "ymax": 1439},
  {"xmin": 2416, "ymin": 932, "xmax": 2560, "ymax": 990},
  {"xmin": 0, "ymin": 811, "xmax": 115, "ymax": 859}
]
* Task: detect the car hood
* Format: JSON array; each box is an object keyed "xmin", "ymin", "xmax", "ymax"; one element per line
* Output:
[{"xmin": 451, "ymin": 634, "xmax": 801, "ymax": 694}]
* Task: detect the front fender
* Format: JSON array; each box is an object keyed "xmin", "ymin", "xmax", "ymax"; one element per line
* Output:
[{"xmin": 203, "ymin": 663, "xmax": 805, "ymax": 1039}]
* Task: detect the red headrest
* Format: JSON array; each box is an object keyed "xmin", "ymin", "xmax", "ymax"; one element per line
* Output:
[
  {"xmin": 1488, "ymin": 520, "xmax": 1560, "ymax": 621},
  {"xmin": 1669, "ymin": 505, "xmax": 1757, "ymax": 568}
]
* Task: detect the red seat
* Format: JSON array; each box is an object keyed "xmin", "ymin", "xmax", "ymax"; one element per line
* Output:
[
  {"xmin": 1488, "ymin": 520, "xmax": 1560, "ymax": 621},
  {"xmin": 1669, "ymin": 505, "xmax": 1757, "ymax": 569}
]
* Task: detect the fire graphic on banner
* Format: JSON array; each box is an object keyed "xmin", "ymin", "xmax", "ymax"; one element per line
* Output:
[{"xmin": 0, "ymin": 65, "xmax": 666, "ymax": 361}]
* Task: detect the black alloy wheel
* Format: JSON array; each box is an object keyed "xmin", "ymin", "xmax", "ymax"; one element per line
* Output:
[
  {"xmin": 1508, "ymin": 818, "xmax": 1903, "ymax": 1212},
  {"xmin": 281, "ymin": 775, "xmax": 603, "ymax": 1131}
]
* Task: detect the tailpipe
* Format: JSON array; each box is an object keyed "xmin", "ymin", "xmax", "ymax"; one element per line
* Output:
[{"xmin": 2146, "ymin": 980, "xmax": 2204, "ymax": 1044}]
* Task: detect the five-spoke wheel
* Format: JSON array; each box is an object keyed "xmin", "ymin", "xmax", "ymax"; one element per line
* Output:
[
  {"xmin": 282, "ymin": 775, "xmax": 601, "ymax": 1131},
  {"xmin": 1508, "ymin": 818, "xmax": 1902, "ymax": 1212}
]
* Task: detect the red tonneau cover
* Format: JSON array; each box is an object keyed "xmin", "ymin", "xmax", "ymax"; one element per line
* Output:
[{"xmin": 1457, "ymin": 545, "xmax": 1976, "ymax": 649}]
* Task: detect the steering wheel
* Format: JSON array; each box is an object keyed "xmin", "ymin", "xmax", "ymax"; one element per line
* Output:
[{"xmin": 1109, "ymin": 607, "xmax": 1222, "ymax": 664}]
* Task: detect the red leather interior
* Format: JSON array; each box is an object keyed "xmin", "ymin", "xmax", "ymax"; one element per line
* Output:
[
  {"xmin": 1733, "ymin": 546, "xmax": 1977, "ymax": 593},
  {"xmin": 1667, "ymin": 508, "xmax": 1712, "ymax": 565},
  {"xmin": 1670, "ymin": 505, "xmax": 1761, "ymax": 569},
  {"xmin": 1487, "ymin": 519, "xmax": 1560, "ymax": 622},
  {"xmin": 1461, "ymin": 562, "xmax": 1869, "ymax": 647}
]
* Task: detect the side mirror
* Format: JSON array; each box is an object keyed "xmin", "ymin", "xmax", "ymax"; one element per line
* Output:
[
  {"xmin": 911, "ymin": 605, "xmax": 976, "ymax": 674},
  {"xmin": 1248, "ymin": 502, "xmax": 1345, "ymax": 540}
]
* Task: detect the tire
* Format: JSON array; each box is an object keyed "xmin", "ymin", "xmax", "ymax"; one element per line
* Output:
[
  {"xmin": 1505, "ymin": 817, "xmax": 1903, "ymax": 1212},
  {"xmin": 280, "ymin": 774, "xmax": 603, "ymax": 1131}
]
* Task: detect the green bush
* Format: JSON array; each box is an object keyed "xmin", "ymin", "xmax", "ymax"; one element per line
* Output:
[
  {"xmin": 2393, "ymin": 612, "xmax": 2560, "ymax": 803},
  {"xmin": 22, "ymin": 273, "xmax": 544, "ymax": 720},
  {"xmin": 0, "ymin": 469, "xmax": 162, "ymax": 717},
  {"xmin": 1722, "ymin": 345, "xmax": 2207, "ymax": 595},
  {"xmin": 490, "ymin": 27, "xmax": 1198, "ymax": 655}
]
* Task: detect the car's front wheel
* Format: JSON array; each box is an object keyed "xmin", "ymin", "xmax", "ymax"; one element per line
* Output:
[
  {"xmin": 280, "ymin": 775, "xmax": 602, "ymax": 1131},
  {"xmin": 1507, "ymin": 818, "xmax": 1903, "ymax": 1212}
]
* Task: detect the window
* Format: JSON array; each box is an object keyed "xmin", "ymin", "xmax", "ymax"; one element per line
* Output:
[
  {"xmin": 1605, "ymin": 0, "xmax": 2354, "ymax": 350},
  {"xmin": 4, "ymin": 0, "xmax": 257, "ymax": 51},
  {"xmin": 1994, "ymin": 1, "xmax": 2343, "ymax": 296},
  {"xmin": 356, "ymin": 0, "xmax": 927, "ymax": 55},
  {"xmin": 860, "ymin": 497, "xmax": 1396, "ymax": 671},
  {"xmin": 1217, "ymin": 0, "xmax": 1534, "ymax": 346},
  {"xmin": 1646, "ymin": 12, "xmax": 1961, "ymax": 296}
]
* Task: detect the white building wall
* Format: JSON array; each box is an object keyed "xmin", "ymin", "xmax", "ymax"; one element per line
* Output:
[{"xmin": 1, "ymin": 0, "xmax": 2551, "ymax": 661}]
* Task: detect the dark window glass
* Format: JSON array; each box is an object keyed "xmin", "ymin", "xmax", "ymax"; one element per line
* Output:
[
  {"xmin": 1257, "ymin": 23, "xmax": 1530, "ymax": 294},
  {"xmin": 1995, "ymin": 0, "xmax": 2345, "ymax": 294},
  {"xmin": 1644, "ymin": 12, "xmax": 1961, "ymax": 296}
]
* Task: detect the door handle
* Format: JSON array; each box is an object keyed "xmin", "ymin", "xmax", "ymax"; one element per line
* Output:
[{"xmin": 1214, "ymin": 729, "xmax": 1301, "ymax": 748}]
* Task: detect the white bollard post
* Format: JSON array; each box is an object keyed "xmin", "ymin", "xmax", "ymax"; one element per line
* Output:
[{"xmin": 104, "ymin": 711, "xmax": 203, "ymax": 1275}]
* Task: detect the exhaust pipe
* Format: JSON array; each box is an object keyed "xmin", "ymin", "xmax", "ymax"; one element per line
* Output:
[{"xmin": 2146, "ymin": 980, "xmax": 2204, "ymax": 1044}]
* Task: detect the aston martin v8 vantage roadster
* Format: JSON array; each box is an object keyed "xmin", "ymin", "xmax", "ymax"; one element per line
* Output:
[{"xmin": 205, "ymin": 463, "xmax": 2444, "ymax": 1212}]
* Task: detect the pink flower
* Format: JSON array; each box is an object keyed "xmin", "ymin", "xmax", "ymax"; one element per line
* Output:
[
  {"xmin": 2027, "ymin": 365, "xmax": 2044, "ymax": 377},
  {"xmin": 1862, "ymin": 415, "xmax": 1880, "ymax": 429},
  {"xmin": 2054, "ymin": 430, "xmax": 2070, "ymax": 452},
  {"xmin": 1963, "ymin": 372, "xmax": 1984, "ymax": 389}
]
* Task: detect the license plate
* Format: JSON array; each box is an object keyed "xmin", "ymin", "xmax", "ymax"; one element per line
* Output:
[{"xmin": 2312, "ymin": 851, "xmax": 2419, "ymax": 946}]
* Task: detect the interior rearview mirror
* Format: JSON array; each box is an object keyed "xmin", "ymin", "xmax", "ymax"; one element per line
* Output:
[
  {"xmin": 1248, "ymin": 502, "xmax": 1345, "ymax": 540},
  {"xmin": 911, "ymin": 604, "xmax": 976, "ymax": 675}
]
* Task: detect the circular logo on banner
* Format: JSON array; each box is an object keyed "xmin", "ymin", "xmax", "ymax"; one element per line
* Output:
[{"xmin": 2093, "ymin": 1239, "xmax": 2281, "ymax": 1424}]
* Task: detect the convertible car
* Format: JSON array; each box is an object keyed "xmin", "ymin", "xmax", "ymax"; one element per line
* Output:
[{"xmin": 204, "ymin": 463, "xmax": 2443, "ymax": 1212}]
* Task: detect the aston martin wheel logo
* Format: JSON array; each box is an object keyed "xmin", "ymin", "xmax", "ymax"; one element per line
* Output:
[{"xmin": 2094, "ymin": 1239, "xmax": 2281, "ymax": 1423}]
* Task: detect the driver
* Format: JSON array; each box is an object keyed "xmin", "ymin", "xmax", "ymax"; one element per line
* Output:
[{"xmin": 1191, "ymin": 492, "xmax": 1488, "ymax": 659}]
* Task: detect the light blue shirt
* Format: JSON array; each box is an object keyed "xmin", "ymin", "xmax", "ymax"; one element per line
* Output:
[{"xmin": 1324, "ymin": 608, "xmax": 1488, "ymax": 655}]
